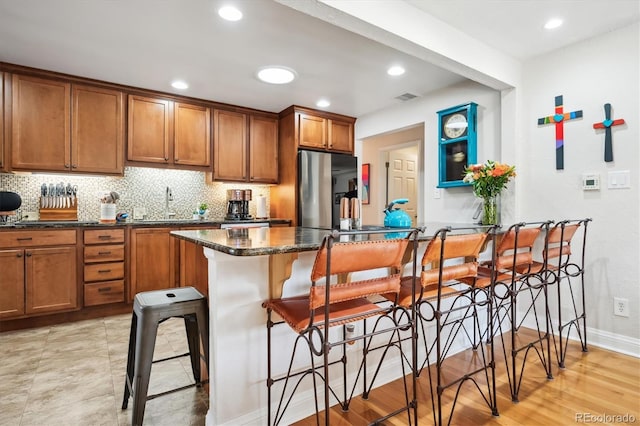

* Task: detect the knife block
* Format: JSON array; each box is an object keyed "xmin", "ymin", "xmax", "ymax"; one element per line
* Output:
[{"xmin": 39, "ymin": 197, "xmax": 78, "ymax": 221}]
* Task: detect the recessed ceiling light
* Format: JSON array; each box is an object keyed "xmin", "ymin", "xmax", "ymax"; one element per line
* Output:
[
  {"xmin": 316, "ymin": 99, "xmax": 330, "ymax": 108},
  {"xmin": 218, "ymin": 6, "xmax": 243, "ymax": 21},
  {"xmin": 387, "ymin": 65, "xmax": 405, "ymax": 76},
  {"xmin": 544, "ymin": 18, "xmax": 563, "ymax": 30},
  {"xmin": 171, "ymin": 80, "xmax": 189, "ymax": 90},
  {"xmin": 256, "ymin": 66, "xmax": 296, "ymax": 84}
]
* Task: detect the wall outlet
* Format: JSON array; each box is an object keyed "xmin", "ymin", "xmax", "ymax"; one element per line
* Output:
[
  {"xmin": 614, "ymin": 297, "xmax": 630, "ymax": 317},
  {"xmin": 433, "ymin": 188, "xmax": 442, "ymax": 199}
]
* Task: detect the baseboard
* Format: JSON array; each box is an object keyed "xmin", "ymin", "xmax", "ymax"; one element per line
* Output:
[{"xmin": 519, "ymin": 316, "xmax": 640, "ymax": 358}]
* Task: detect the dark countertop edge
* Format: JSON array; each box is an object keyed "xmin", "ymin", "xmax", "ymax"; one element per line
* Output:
[
  {"xmin": 2, "ymin": 218, "xmax": 291, "ymax": 229},
  {"xmin": 170, "ymin": 232, "xmax": 320, "ymax": 256}
]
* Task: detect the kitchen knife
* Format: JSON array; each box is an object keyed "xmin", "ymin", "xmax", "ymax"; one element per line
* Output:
[
  {"xmin": 49, "ymin": 183, "xmax": 55, "ymax": 209},
  {"xmin": 41, "ymin": 183, "xmax": 47, "ymax": 208}
]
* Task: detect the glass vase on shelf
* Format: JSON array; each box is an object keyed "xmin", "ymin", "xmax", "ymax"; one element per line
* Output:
[{"xmin": 481, "ymin": 196, "xmax": 498, "ymax": 225}]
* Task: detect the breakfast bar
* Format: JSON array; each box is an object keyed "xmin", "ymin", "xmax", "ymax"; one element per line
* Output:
[{"xmin": 170, "ymin": 224, "xmax": 488, "ymax": 425}]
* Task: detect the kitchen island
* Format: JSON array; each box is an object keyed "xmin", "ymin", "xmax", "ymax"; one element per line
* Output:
[{"xmin": 170, "ymin": 224, "xmax": 488, "ymax": 425}]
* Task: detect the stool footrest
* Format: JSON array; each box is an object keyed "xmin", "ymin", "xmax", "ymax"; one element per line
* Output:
[
  {"xmin": 152, "ymin": 352, "xmax": 190, "ymax": 364},
  {"xmin": 146, "ymin": 383, "xmax": 198, "ymax": 401}
]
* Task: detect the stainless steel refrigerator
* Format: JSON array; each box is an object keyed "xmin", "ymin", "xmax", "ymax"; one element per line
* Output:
[{"xmin": 298, "ymin": 150, "xmax": 358, "ymax": 229}]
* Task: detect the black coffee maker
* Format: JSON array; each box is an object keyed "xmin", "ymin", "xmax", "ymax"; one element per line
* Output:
[{"xmin": 226, "ymin": 189, "xmax": 252, "ymax": 220}]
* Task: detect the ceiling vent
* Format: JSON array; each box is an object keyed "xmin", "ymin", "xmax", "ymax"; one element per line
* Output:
[{"xmin": 395, "ymin": 92, "xmax": 418, "ymax": 101}]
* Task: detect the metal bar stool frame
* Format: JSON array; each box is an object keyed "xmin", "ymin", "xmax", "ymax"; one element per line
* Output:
[
  {"xmin": 407, "ymin": 226, "xmax": 499, "ymax": 426},
  {"xmin": 544, "ymin": 218, "xmax": 592, "ymax": 368},
  {"xmin": 121, "ymin": 287, "xmax": 209, "ymax": 426},
  {"xmin": 490, "ymin": 221, "xmax": 554, "ymax": 403},
  {"xmin": 263, "ymin": 228, "xmax": 420, "ymax": 426}
]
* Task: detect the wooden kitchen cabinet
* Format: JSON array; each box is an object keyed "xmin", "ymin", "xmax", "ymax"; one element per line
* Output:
[
  {"xmin": 127, "ymin": 94, "xmax": 171, "ymax": 164},
  {"xmin": 72, "ymin": 84, "xmax": 124, "ymax": 174},
  {"xmin": 83, "ymin": 228, "xmax": 125, "ymax": 306},
  {"xmin": 249, "ymin": 115, "xmax": 279, "ymax": 183},
  {"xmin": 1, "ymin": 72, "xmax": 5, "ymax": 173},
  {"xmin": 297, "ymin": 110, "xmax": 354, "ymax": 153},
  {"xmin": 213, "ymin": 109, "xmax": 278, "ymax": 183},
  {"xmin": 128, "ymin": 95, "xmax": 210, "ymax": 168},
  {"xmin": 174, "ymin": 102, "xmax": 211, "ymax": 167},
  {"xmin": 11, "ymin": 74, "xmax": 71, "ymax": 171},
  {"xmin": 0, "ymin": 249, "xmax": 25, "ymax": 318},
  {"xmin": 213, "ymin": 109, "xmax": 247, "ymax": 181},
  {"xmin": 10, "ymin": 74, "xmax": 124, "ymax": 174},
  {"xmin": 0, "ymin": 229, "xmax": 78, "ymax": 319},
  {"xmin": 129, "ymin": 227, "xmax": 176, "ymax": 299}
]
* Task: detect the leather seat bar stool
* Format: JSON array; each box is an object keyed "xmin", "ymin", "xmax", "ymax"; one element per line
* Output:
[
  {"xmin": 122, "ymin": 287, "xmax": 209, "ymax": 426},
  {"xmin": 474, "ymin": 221, "xmax": 554, "ymax": 403},
  {"xmin": 519, "ymin": 218, "xmax": 592, "ymax": 368},
  {"xmin": 387, "ymin": 225, "xmax": 499, "ymax": 426},
  {"xmin": 263, "ymin": 228, "xmax": 419, "ymax": 426}
]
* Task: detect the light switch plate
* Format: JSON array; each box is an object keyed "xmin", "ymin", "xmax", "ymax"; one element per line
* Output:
[{"xmin": 608, "ymin": 170, "xmax": 631, "ymax": 189}]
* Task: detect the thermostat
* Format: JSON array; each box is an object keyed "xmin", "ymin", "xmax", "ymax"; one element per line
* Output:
[{"xmin": 582, "ymin": 173, "xmax": 600, "ymax": 190}]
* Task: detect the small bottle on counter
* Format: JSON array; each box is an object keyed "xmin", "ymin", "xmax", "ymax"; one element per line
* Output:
[{"xmin": 340, "ymin": 197, "xmax": 351, "ymax": 230}]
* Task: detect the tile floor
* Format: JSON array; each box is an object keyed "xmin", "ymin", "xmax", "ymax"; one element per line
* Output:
[{"xmin": 0, "ymin": 314, "xmax": 208, "ymax": 426}]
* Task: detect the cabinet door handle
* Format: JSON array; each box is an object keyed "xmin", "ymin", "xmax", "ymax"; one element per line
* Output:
[
  {"xmin": 98, "ymin": 235, "xmax": 112, "ymax": 240},
  {"xmin": 64, "ymin": 163, "xmax": 70, "ymax": 168},
  {"xmin": 16, "ymin": 253, "xmax": 22, "ymax": 258},
  {"xmin": 98, "ymin": 269, "xmax": 112, "ymax": 273},
  {"xmin": 25, "ymin": 252, "xmax": 32, "ymax": 257},
  {"xmin": 17, "ymin": 237, "xmax": 33, "ymax": 241},
  {"xmin": 98, "ymin": 251, "xmax": 112, "ymax": 255},
  {"xmin": 98, "ymin": 287, "xmax": 112, "ymax": 292},
  {"xmin": 72, "ymin": 164, "xmax": 78, "ymax": 169},
  {"xmin": 175, "ymin": 158, "xmax": 180, "ymax": 162},
  {"xmin": 164, "ymin": 157, "xmax": 169, "ymax": 161}
]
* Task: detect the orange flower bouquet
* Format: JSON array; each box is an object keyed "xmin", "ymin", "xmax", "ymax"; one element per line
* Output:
[{"xmin": 463, "ymin": 160, "xmax": 516, "ymax": 224}]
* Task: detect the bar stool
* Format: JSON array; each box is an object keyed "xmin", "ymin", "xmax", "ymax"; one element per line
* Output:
[
  {"xmin": 520, "ymin": 218, "xmax": 592, "ymax": 367},
  {"xmin": 477, "ymin": 221, "xmax": 554, "ymax": 402},
  {"xmin": 122, "ymin": 286, "xmax": 209, "ymax": 426},
  {"xmin": 263, "ymin": 229, "xmax": 419, "ymax": 425}
]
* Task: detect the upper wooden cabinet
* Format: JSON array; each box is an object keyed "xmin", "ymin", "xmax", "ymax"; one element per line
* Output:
[
  {"xmin": 11, "ymin": 75, "xmax": 71, "ymax": 172},
  {"xmin": 213, "ymin": 109, "xmax": 278, "ymax": 183},
  {"xmin": 0, "ymin": 72, "xmax": 5, "ymax": 172},
  {"xmin": 72, "ymin": 84, "xmax": 124, "ymax": 174},
  {"xmin": 174, "ymin": 102, "xmax": 211, "ymax": 167},
  {"xmin": 297, "ymin": 109, "xmax": 354, "ymax": 153},
  {"xmin": 127, "ymin": 94, "xmax": 210, "ymax": 169},
  {"xmin": 10, "ymin": 75, "xmax": 124, "ymax": 174}
]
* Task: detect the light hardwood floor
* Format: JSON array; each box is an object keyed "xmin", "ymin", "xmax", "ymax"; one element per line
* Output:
[{"xmin": 293, "ymin": 330, "xmax": 640, "ymax": 425}]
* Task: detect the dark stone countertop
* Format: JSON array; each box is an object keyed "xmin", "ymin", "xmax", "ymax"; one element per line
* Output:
[
  {"xmin": 170, "ymin": 222, "xmax": 490, "ymax": 256},
  {"xmin": 1, "ymin": 218, "xmax": 291, "ymax": 229}
]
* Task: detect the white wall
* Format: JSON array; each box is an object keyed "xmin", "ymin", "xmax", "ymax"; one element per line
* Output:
[
  {"xmin": 355, "ymin": 24, "xmax": 640, "ymax": 353},
  {"xmin": 356, "ymin": 80, "xmax": 502, "ymax": 224},
  {"xmin": 520, "ymin": 23, "xmax": 640, "ymax": 346}
]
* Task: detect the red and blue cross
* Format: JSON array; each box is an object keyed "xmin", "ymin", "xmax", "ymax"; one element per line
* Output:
[
  {"xmin": 537, "ymin": 95, "xmax": 583, "ymax": 170},
  {"xmin": 593, "ymin": 103, "xmax": 625, "ymax": 162}
]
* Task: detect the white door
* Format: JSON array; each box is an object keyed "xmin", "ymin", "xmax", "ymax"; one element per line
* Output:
[{"xmin": 388, "ymin": 148, "xmax": 418, "ymax": 225}]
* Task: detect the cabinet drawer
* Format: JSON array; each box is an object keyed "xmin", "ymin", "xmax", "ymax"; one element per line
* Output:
[
  {"xmin": 84, "ymin": 280, "xmax": 125, "ymax": 306},
  {"xmin": 0, "ymin": 230, "xmax": 76, "ymax": 248},
  {"xmin": 84, "ymin": 229, "xmax": 125, "ymax": 245},
  {"xmin": 84, "ymin": 244, "xmax": 125, "ymax": 263},
  {"xmin": 84, "ymin": 261, "xmax": 124, "ymax": 282}
]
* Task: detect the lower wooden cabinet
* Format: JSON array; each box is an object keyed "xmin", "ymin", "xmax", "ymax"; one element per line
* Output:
[
  {"xmin": 83, "ymin": 228, "xmax": 125, "ymax": 306},
  {"xmin": 129, "ymin": 227, "xmax": 176, "ymax": 299},
  {"xmin": 0, "ymin": 230, "xmax": 78, "ymax": 320}
]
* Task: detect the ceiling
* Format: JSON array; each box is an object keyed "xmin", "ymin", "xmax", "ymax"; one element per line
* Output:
[{"xmin": 0, "ymin": 0, "xmax": 637, "ymax": 118}]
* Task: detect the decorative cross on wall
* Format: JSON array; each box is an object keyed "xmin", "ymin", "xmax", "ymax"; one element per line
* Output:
[
  {"xmin": 593, "ymin": 103, "xmax": 625, "ymax": 162},
  {"xmin": 537, "ymin": 95, "xmax": 583, "ymax": 170}
]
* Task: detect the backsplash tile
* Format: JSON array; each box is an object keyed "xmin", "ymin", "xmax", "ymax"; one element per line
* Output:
[{"xmin": 0, "ymin": 167, "xmax": 271, "ymax": 223}]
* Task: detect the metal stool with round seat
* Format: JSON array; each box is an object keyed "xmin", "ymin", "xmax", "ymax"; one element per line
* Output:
[{"xmin": 122, "ymin": 286, "xmax": 209, "ymax": 426}]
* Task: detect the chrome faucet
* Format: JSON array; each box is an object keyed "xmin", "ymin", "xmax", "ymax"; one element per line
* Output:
[{"xmin": 165, "ymin": 186, "xmax": 176, "ymax": 219}]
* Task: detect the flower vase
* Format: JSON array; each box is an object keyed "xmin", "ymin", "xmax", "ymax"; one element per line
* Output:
[{"xmin": 481, "ymin": 196, "xmax": 498, "ymax": 225}]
